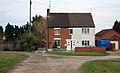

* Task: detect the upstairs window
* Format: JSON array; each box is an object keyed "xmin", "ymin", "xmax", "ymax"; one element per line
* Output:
[
  {"xmin": 82, "ymin": 28, "xmax": 84, "ymax": 33},
  {"xmin": 54, "ymin": 28, "xmax": 60, "ymax": 35},
  {"xmin": 69, "ymin": 29, "xmax": 73, "ymax": 35},
  {"xmin": 87, "ymin": 28, "xmax": 89, "ymax": 33},
  {"xmin": 82, "ymin": 28, "xmax": 90, "ymax": 34}
]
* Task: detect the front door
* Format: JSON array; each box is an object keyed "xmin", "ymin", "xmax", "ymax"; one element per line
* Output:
[{"xmin": 66, "ymin": 39, "xmax": 76, "ymax": 51}]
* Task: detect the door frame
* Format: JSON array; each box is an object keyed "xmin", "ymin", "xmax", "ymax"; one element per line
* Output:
[
  {"xmin": 110, "ymin": 41, "xmax": 118, "ymax": 50},
  {"xmin": 66, "ymin": 39, "xmax": 76, "ymax": 51}
]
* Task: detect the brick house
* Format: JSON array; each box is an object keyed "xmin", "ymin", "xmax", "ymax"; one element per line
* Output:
[
  {"xmin": 96, "ymin": 29, "xmax": 120, "ymax": 50},
  {"xmin": 46, "ymin": 9, "xmax": 95, "ymax": 51}
]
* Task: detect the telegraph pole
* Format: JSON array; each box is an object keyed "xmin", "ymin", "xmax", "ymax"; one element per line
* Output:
[{"xmin": 29, "ymin": 0, "xmax": 32, "ymax": 36}]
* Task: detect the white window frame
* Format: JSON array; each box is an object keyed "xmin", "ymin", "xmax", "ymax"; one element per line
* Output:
[
  {"xmin": 82, "ymin": 28, "xmax": 90, "ymax": 34},
  {"xmin": 54, "ymin": 38, "xmax": 61, "ymax": 48},
  {"xmin": 54, "ymin": 28, "xmax": 61, "ymax": 35},
  {"xmin": 69, "ymin": 28, "xmax": 73, "ymax": 35},
  {"xmin": 82, "ymin": 40, "xmax": 90, "ymax": 47}
]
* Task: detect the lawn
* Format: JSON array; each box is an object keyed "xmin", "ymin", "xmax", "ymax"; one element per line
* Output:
[
  {"xmin": 0, "ymin": 53, "xmax": 27, "ymax": 73},
  {"xmin": 80, "ymin": 60, "xmax": 120, "ymax": 73},
  {"xmin": 47, "ymin": 52, "xmax": 108, "ymax": 56}
]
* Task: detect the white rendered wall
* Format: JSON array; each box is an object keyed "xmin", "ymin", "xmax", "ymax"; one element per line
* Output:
[{"xmin": 71, "ymin": 28, "xmax": 95, "ymax": 47}]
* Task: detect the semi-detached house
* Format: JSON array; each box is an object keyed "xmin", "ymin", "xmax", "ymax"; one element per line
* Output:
[{"xmin": 46, "ymin": 9, "xmax": 95, "ymax": 51}]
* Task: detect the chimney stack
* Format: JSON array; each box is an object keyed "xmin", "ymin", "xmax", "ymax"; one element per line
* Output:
[{"xmin": 47, "ymin": 9, "xmax": 50, "ymax": 17}]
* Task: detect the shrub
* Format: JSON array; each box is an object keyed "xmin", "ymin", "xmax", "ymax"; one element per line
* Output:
[{"xmin": 19, "ymin": 35, "xmax": 40, "ymax": 52}]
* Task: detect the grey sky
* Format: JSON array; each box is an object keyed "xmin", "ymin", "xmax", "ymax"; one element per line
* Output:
[{"xmin": 0, "ymin": 0, "xmax": 120, "ymax": 33}]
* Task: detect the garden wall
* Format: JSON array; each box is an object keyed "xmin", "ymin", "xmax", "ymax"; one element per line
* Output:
[
  {"xmin": 0, "ymin": 44, "xmax": 20, "ymax": 51},
  {"xmin": 75, "ymin": 47, "xmax": 106, "ymax": 52}
]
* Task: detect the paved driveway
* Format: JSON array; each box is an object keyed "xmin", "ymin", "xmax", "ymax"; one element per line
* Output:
[{"xmin": 9, "ymin": 52, "xmax": 120, "ymax": 73}]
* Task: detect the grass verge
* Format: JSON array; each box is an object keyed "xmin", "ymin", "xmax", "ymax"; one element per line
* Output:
[
  {"xmin": 80, "ymin": 60, "xmax": 120, "ymax": 73},
  {"xmin": 47, "ymin": 52, "xmax": 108, "ymax": 56},
  {"xmin": 0, "ymin": 53, "xmax": 27, "ymax": 73}
]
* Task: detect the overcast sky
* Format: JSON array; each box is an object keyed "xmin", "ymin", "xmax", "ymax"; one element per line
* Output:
[{"xmin": 0, "ymin": 0, "xmax": 120, "ymax": 33}]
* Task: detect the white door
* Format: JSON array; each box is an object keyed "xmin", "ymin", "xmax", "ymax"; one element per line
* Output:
[
  {"xmin": 72, "ymin": 40, "xmax": 76, "ymax": 51},
  {"xmin": 66, "ymin": 39, "xmax": 76, "ymax": 51},
  {"xmin": 66, "ymin": 40, "xmax": 72, "ymax": 51},
  {"xmin": 110, "ymin": 41, "xmax": 118, "ymax": 50}
]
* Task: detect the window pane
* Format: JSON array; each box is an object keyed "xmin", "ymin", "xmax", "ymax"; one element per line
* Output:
[
  {"xmin": 85, "ymin": 41, "xmax": 87, "ymax": 46},
  {"xmin": 87, "ymin": 28, "xmax": 89, "ymax": 33},
  {"xmin": 54, "ymin": 29, "xmax": 60, "ymax": 35},
  {"xmin": 82, "ymin": 28, "xmax": 84, "ymax": 33},
  {"xmin": 82, "ymin": 40, "xmax": 90, "ymax": 46},
  {"xmin": 58, "ymin": 29, "xmax": 60, "ymax": 34},
  {"xmin": 58, "ymin": 40, "xmax": 60, "ymax": 46},
  {"xmin": 54, "ymin": 40, "xmax": 60, "ymax": 46},
  {"xmin": 70, "ymin": 29, "xmax": 73, "ymax": 34},
  {"xmin": 82, "ymin": 28, "xmax": 89, "ymax": 34},
  {"xmin": 87, "ymin": 41, "xmax": 89, "ymax": 46},
  {"xmin": 82, "ymin": 41, "xmax": 84, "ymax": 45}
]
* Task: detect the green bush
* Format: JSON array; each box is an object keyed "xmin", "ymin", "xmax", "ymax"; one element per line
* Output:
[{"xmin": 19, "ymin": 35, "xmax": 39, "ymax": 52}]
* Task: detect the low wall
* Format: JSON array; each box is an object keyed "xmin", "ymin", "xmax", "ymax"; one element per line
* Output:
[{"xmin": 75, "ymin": 47, "xmax": 106, "ymax": 52}]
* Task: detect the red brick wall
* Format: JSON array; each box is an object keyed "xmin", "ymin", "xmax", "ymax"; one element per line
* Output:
[
  {"xmin": 47, "ymin": 28, "xmax": 71, "ymax": 49},
  {"xmin": 60, "ymin": 28, "xmax": 71, "ymax": 48},
  {"xmin": 75, "ymin": 47, "xmax": 106, "ymax": 52},
  {"xmin": 48, "ymin": 28, "xmax": 54, "ymax": 48}
]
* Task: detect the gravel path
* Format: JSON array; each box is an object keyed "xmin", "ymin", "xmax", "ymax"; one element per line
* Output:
[{"xmin": 8, "ymin": 52, "xmax": 120, "ymax": 73}]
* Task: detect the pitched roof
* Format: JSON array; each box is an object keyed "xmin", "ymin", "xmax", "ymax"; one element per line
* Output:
[
  {"xmin": 96, "ymin": 29, "xmax": 113, "ymax": 37},
  {"xmin": 47, "ymin": 13, "xmax": 95, "ymax": 28}
]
